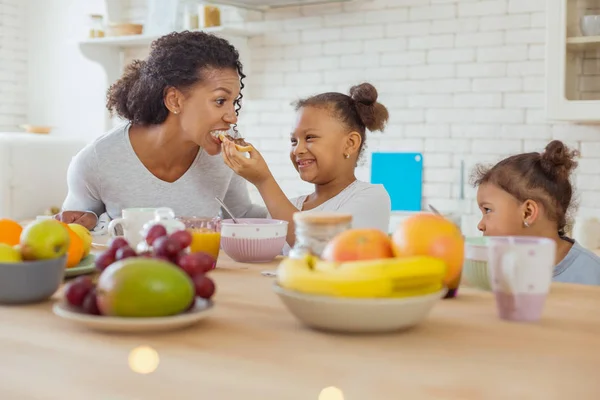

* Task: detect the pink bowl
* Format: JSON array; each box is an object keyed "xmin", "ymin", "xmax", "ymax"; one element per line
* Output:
[{"xmin": 220, "ymin": 218, "xmax": 288, "ymax": 263}]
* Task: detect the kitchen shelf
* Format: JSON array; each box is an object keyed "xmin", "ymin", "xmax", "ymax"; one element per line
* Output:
[
  {"xmin": 79, "ymin": 26, "xmax": 254, "ymax": 48},
  {"xmin": 566, "ymin": 35, "xmax": 600, "ymax": 51},
  {"xmin": 206, "ymin": 0, "xmax": 355, "ymax": 11},
  {"xmin": 546, "ymin": 0, "xmax": 600, "ymax": 121}
]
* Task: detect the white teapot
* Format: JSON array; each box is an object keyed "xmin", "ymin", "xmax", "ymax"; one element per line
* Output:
[{"xmin": 137, "ymin": 207, "xmax": 186, "ymax": 253}]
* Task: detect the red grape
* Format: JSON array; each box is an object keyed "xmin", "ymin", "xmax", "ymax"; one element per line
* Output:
[
  {"xmin": 178, "ymin": 252, "xmax": 215, "ymax": 277},
  {"xmin": 64, "ymin": 276, "xmax": 94, "ymax": 307},
  {"xmin": 192, "ymin": 275, "xmax": 215, "ymax": 299},
  {"xmin": 82, "ymin": 289, "xmax": 101, "ymax": 315},
  {"xmin": 95, "ymin": 251, "xmax": 115, "ymax": 272},
  {"xmin": 170, "ymin": 230, "xmax": 193, "ymax": 250},
  {"xmin": 145, "ymin": 224, "xmax": 168, "ymax": 245},
  {"xmin": 108, "ymin": 237, "xmax": 129, "ymax": 252},
  {"xmin": 172, "ymin": 250, "xmax": 186, "ymax": 265},
  {"xmin": 139, "ymin": 251, "xmax": 153, "ymax": 258},
  {"xmin": 115, "ymin": 245, "xmax": 137, "ymax": 260},
  {"xmin": 153, "ymin": 236, "xmax": 180, "ymax": 258}
]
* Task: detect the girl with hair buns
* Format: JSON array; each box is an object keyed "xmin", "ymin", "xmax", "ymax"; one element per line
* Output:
[
  {"xmin": 222, "ymin": 82, "xmax": 392, "ymax": 247},
  {"xmin": 472, "ymin": 140, "xmax": 600, "ymax": 285}
]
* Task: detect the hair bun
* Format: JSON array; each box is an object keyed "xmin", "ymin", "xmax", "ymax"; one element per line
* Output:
[
  {"xmin": 349, "ymin": 82, "xmax": 378, "ymax": 105},
  {"xmin": 540, "ymin": 140, "xmax": 579, "ymax": 180},
  {"xmin": 348, "ymin": 82, "xmax": 389, "ymax": 132}
]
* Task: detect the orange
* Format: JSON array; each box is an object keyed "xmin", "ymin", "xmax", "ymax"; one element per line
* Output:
[
  {"xmin": 0, "ymin": 219, "xmax": 23, "ymax": 246},
  {"xmin": 391, "ymin": 213, "xmax": 464, "ymax": 286},
  {"xmin": 321, "ymin": 229, "xmax": 395, "ymax": 262},
  {"xmin": 58, "ymin": 222, "xmax": 84, "ymax": 268}
]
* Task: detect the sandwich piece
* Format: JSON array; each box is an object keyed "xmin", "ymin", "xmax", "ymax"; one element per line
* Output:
[{"xmin": 218, "ymin": 133, "xmax": 253, "ymax": 152}]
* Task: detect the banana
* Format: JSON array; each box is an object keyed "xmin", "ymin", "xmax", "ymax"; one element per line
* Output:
[
  {"xmin": 276, "ymin": 256, "xmax": 446, "ymax": 299},
  {"xmin": 315, "ymin": 255, "xmax": 446, "ymax": 279}
]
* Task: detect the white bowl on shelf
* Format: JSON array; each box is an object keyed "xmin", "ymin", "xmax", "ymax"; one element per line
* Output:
[{"xmin": 581, "ymin": 15, "xmax": 600, "ymax": 36}]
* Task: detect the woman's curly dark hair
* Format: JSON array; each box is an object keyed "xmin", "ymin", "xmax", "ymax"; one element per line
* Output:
[{"xmin": 106, "ymin": 31, "xmax": 245, "ymax": 125}]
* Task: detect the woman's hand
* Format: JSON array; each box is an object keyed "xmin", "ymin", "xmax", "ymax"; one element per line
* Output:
[
  {"xmin": 54, "ymin": 211, "xmax": 97, "ymax": 230},
  {"xmin": 221, "ymin": 138, "xmax": 272, "ymax": 186}
]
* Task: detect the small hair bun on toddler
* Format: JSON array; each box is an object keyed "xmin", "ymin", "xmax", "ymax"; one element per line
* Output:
[{"xmin": 539, "ymin": 140, "xmax": 579, "ymax": 180}]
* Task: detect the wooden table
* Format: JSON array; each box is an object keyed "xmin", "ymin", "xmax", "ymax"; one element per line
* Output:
[{"xmin": 0, "ymin": 255, "xmax": 599, "ymax": 400}]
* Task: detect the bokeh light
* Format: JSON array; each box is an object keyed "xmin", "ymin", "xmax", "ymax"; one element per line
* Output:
[
  {"xmin": 319, "ymin": 386, "xmax": 344, "ymax": 400},
  {"xmin": 128, "ymin": 346, "xmax": 160, "ymax": 374}
]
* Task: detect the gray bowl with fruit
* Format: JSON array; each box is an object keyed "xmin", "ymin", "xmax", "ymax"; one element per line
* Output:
[
  {"xmin": 0, "ymin": 256, "xmax": 66, "ymax": 304},
  {"xmin": 0, "ymin": 218, "xmax": 71, "ymax": 304}
]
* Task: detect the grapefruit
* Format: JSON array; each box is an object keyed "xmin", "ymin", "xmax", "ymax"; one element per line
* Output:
[
  {"xmin": 391, "ymin": 213, "xmax": 464, "ymax": 286},
  {"xmin": 321, "ymin": 229, "xmax": 395, "ymax": 262}
]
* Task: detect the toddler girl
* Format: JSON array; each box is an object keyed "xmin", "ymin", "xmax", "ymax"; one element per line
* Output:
[{"xmin": 472, "ymin": 140, "xmax": 600, "ymax": 286}]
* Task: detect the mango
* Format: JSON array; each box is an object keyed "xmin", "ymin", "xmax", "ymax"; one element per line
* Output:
[{"xmin": 96, "ymin": 258, "xmax": 194, "ymax": 317}]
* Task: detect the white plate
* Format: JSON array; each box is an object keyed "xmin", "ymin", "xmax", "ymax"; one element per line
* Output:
[
  {"xmin": 91, "ymin": 234, "xmax": 110, "ymax": 250},
  {"xmin": 52, "ymin": 298, "xmax": 214, "ymax": 333}
]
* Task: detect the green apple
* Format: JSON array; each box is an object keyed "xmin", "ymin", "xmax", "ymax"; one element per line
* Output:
[
  {"xmin": 20, "ymin": 220, "xmax": 70, "ymax": 260},
  {"xmin": 0, "ymin": 243, "xmax": 22, "ymax": 263}
]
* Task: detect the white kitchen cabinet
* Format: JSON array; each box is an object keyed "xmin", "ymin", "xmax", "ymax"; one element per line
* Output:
[{"xmin": 547, "ymin": 0, "xmax": 600, "ymax": 121}]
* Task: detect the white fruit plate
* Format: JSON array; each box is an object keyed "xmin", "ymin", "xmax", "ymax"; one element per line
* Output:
[
  {"xmin": 91, "ymin": 234, "xmax": 110, "ymax": 250},
  {"xmin": 52, "ymin": 298, "xmax": 214, "ymax": 333}
]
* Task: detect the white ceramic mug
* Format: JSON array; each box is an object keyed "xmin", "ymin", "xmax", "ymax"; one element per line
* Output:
[
  {"xmin": 107, "ymin": 208, "xmax": 161, "ymax": 248},
  {"xmin": 487, "ymin": 236, "xmax": 556, "ymax": 323}
]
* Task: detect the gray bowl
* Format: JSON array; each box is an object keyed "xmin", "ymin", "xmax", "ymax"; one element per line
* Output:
[{"xmin": 0, "ymin": 256, "xmax": 66, "ymax": 304}]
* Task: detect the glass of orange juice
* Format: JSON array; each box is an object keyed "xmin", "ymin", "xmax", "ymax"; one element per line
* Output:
[{"xmin": 176, "ymin": 216, "xmax": 221, "ymax": 259}]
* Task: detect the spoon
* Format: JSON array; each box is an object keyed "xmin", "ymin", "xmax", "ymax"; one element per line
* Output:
[
  {"xmin": 428, "ymin": 204, "xmax": 442, "ymax": 216},
  {"xmin": 215, "ymin": 196, "xmax": 239, "ymax": 224}
]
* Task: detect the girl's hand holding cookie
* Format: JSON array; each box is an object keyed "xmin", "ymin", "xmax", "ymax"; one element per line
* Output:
[{"xmin": 221, "ymin": 137, "xmax": 272, "ymax": 186}]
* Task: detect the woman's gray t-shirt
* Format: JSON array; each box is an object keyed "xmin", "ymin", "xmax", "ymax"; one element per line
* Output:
[
  {"xmin": 554, "ymin": 238, "xmax": 600, "ymax": 286},
  {"xmin": 62, "ymin": 123, "xmax": 267, "ymax": 220}
]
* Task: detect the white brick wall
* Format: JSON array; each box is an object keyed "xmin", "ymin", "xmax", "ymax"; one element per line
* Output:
[
  {"xmin": 121, "ymin": 0, "xmax": 600, "ymax": 226},
  {"xmin": 0, "ymin": 0, "xmax": 27, "ymax": 131}
]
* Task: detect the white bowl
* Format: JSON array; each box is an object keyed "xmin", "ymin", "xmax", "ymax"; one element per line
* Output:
[
  {"xmin": 220, "ymin": 218, "xmax": 288, "ymax": 263},
  {"xmin": 220, "ymin": 218, "xmax": 287, "ymax": 238},
  {"xmin": 273, "ymin": 283, "xmax": 445, "ymax": 334},
  {"xmin": 581, "ymin": 15, "xmax": 600, "ymax": 36}
]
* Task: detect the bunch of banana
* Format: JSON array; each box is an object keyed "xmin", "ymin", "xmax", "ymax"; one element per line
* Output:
[{"xmin": 276, "ymin": 255, "xmax": 447, "ymax": 299}]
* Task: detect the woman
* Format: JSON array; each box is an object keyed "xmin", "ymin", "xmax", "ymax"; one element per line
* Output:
[
  {"xmin": 222, "ymin": 82, "xmax": 392, "ymax": 247},
  {"xmin": 57, "ymin": 31, "xmax": 266, "ymax": 229}
]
